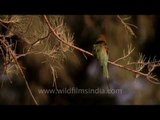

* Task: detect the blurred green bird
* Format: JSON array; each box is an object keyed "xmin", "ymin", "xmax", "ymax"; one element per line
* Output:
[{"xmin": 93, "ymin": 34, "xmax": 110, "ymax": 88}]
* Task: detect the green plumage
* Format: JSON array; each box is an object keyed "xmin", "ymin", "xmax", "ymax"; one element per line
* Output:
[{"xmin": 93, "ymin": 43, "xmax": 109, "ymax": 79}]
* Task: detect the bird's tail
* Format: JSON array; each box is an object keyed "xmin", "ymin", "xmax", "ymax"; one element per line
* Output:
[
  {"xmin": 103, "ymin": 65, "xmax": 109, "ymax": 79},
  {"xmin": 103, "ymin": 66, "xmax": 110, "ymax": 89}
]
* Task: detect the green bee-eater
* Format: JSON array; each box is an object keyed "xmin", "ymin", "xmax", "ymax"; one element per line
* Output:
[{"xmin": 93, "ymin": 34, "xmax": 110, "ymax": 88}]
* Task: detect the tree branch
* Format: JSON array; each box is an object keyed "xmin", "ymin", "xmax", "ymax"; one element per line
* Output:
[
  {"xmin": 0, "ymin": 37, "xmax": 38, "ymax": 105},
  {"xmin": 43, "ymin": 15, "xmax": 93, "ymax": 56},
  {"xmin": 43, "ymin": 15, "xmax": 160, "ymax": 84}
]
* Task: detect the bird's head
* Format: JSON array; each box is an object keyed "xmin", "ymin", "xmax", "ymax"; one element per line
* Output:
[{"xmin": 95, "ymin": 34, "xmax": 106, "ymax": 44}]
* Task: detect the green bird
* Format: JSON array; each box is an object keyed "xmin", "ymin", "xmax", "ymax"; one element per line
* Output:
[{"xmin": 93, "ymin": 34, "xmax": 110, "ymax": 88}]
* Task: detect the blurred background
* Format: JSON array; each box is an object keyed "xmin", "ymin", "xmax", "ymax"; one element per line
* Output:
[{"xmin": 0, "ymin": 15, "xmax": 160, "ymax": 105}]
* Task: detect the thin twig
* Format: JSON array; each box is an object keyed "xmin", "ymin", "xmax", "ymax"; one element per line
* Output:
[
  {"xmin": 28, "ymin": 31, "xmax": 52, "ymax": 52},
  {"xmin": 117, "ymin": 15, "xmax": 136, "ymax": 37},
  {"xmin": 125, "ymin": 61, "xmax": 160, "ymax": 66},
  {"xmin": 0, "ymin": 18, "xmax": 19, "ymax": 24},
  {"xmin": 50, "ymin": 64, "xmax": 58, "ymax": 90},
  {"xmin": 114, "ymin": 44, "xmax": 135, "ymax": 63}
]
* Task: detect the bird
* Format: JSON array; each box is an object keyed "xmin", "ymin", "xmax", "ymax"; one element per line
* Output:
[{"xmin": 93, "ymin": 34, "xmax": 110, "ymax": 88}]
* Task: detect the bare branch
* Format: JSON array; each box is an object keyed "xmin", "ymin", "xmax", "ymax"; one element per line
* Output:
[
  {"xmin": 43, "ymin": 15, "xmax": 93, "ymax": 56},
  {"xmin": 114, "ymin": 44, "xmax": 135, "ymax": 63},
  {"xmin": 117, "ymin": 15, "xmax": 137, "ymax": 37},
  {"xmin": 0, "ymin": 37, "xmax": 38, "ymax": 105},
  {"xmin": 109, "ymin": 60, "xmax": 160, "ymax": 84}
]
